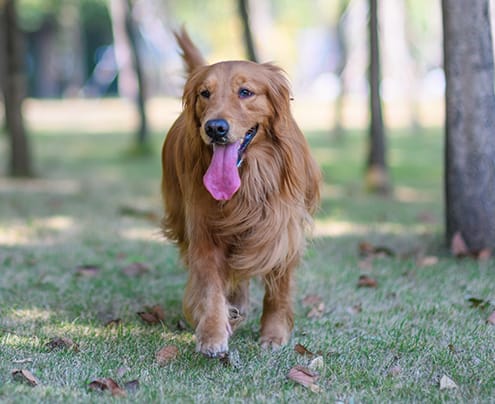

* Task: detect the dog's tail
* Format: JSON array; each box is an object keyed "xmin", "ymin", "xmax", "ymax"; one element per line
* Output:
[{"xmin": 174, "ymin": 27, "xmax": 206, "ymax": 74}]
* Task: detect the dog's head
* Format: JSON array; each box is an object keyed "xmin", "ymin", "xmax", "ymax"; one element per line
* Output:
[{"xmin": 182, "ymin": 61, "xmax": 292, "ymax": 200}]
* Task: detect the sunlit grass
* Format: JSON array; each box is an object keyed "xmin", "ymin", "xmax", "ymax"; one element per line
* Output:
[{"xmin": 0, "ymin": 101, "xmax": 493, "ymax": 402}]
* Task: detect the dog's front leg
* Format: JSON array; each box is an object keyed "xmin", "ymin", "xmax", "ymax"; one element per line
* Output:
[
  {"xmin": 183, "ymin": 247, "xmax": 231, "ymax": 357},
  {"xmin": 260, "ymin": 265, "xmax": 295, "ymax": 350}
]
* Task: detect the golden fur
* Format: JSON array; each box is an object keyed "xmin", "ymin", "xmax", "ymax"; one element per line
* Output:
[{"xmin": 161, "ymin": 29, "xmax": 321, "ymax": 357}]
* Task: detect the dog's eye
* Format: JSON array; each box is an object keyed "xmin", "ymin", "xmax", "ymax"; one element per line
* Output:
[
  {"xmin": 238, "ymin": 88, "xmax": 254, "ymax": 99},
  {"xmin": 200, "ymin": 90, "xmax": 211, "ymax": 99}
]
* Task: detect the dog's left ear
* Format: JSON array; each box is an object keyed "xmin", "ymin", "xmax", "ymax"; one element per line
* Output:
[{"xmin": 263, "ymin": 63, "xmax": 293, "ymax": 125}]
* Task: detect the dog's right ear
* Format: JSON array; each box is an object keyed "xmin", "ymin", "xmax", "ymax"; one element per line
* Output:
[{"xmin": 174, "ymin": 27, "xmax": 207, "ymax": 74}]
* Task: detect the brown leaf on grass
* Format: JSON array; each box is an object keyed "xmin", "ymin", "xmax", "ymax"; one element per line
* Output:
[
  {"xmin": 12, "ymin": 369, "xmax": 40, "ymax": 386},
  {"xmin": 156, "ymin": 345, "xmax": 179, "ymax": 365},
  {"xmin": 308, "ymin": 356, "xmax": 324, "ymax": 371},
  {"xmin": 357, "ymin": 274, "xmax": 378, "ymax": 288},
  {"xmin": 137, "ymin": 304, "xmax": 165, "ymax": 325},
  {"xmin": 486, "ymin": 310, "xmax": 495, "ymax": 325},
  {"xmin": 104, "ymin": 318, "xmax": 122, "ymax": 328},
  {"xmin": 358, "ymin": 258, "xmax": 373, "ymax": 271},
  {"xmin": 347, "ymin": 303, "xmax": 362, "ymax": 315},
  {"xmin": 122, "ymin": 262, "xmax": 149, "ymax": 277},
  {"xmin": 287, "ymin": 365, "xmax": 321, "ymax": 392},
  {"xmin": 439, "ymin": 374, "xmax": 458, "ymax": 390},
  {"xmin": 46, "ymin": 337, "xmax": 79, "ymax": 352},
  {"xmin": 388, "ymin": 365, "xmax": 402, "ymax": 377},
  {"xmin": 88, "ymin": 378, "xmax": 126, "ymax": 397},
  {"xmin": 302, "ymin": 294, "xmax": 322, "ymax": 307},
  {"xmin": 416, "ymin": 256, "xmax": 439, "ymax": 268},
  {"xmin": 75, "ymin": 264, "xmax": 100, "ymax": 277},
  {"xmin": 359, "ymin": 242, "xmax": 395, "ymax": 258},
  {"xmin": 466, "ymin": 297, "xmax": 490, "ymax": 309},
  {"xmin": 294, "ymin": 343, "xmax": 314, "ymax": 357},
  {"xmin": 307, "ymin": 302, "xmax": 325, "ymax": 319}
]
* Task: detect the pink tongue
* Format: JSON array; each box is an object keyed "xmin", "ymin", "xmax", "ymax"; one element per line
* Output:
[{"xmin": 203, "ymin": 142, "xmax": 240, "ymax": 200}]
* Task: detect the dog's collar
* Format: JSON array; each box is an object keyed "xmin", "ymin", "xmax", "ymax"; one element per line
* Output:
[{"xmin": 237, "ymin": 124, "xmax": 259, "ymax": 167}]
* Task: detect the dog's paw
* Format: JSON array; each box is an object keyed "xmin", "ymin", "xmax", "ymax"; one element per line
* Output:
[
  {"xmin": 259, "ymin": 334, "xmax": 288, "ymax": 351},
  {"xmin": 195, "ymin": 320, "xmax": 231, "ymax": 358},
  {"xmin": 260, "ymin": 322, "xmax": 291, "ymax": 351}
]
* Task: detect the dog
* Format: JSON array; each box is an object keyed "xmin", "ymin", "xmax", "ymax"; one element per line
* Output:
[{"xmin": 161, "ymin": 29, "xmax": 321, "ymax": 357}]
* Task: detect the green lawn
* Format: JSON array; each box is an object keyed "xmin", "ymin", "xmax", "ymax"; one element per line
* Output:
[{"xmin": 1, "ymin": 120, "xmax": 494, "ymax": 403}]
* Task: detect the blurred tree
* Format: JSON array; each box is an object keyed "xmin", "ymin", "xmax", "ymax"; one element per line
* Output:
[
  {"xmin": 442, "ymin": 0, "xmax": 495, "ymax": 250},
  {"xmin": 0, "ymin": 0, "xmax": 33, "ymax": 177},
  {"xmin": 109, "ymin": 0, "xmax": 148, "ymax": 151},
  {"xmin": 333, "ymin": 0, "xmax": 349, "ymax": 138},
  {"xmin": 365, "ymin": 0, "xmax": 389, "ymax": 194},
  {"xmin": 237, "ymin": 0, "xmax": 258, "ymax": 62}
]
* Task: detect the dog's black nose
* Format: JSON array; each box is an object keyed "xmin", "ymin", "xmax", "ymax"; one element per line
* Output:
[{"xmin": 205, "ymin": 119, "xmax": 229, "ymax": 143}]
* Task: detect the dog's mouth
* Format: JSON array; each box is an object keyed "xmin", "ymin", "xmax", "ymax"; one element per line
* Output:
[
  {"xmin": 203, "ymin": 124, "xmax": 259, "ymax": 201},
  {"xmin": 237, "ymin": 124, "xmax": 259, "ymax": 167}
]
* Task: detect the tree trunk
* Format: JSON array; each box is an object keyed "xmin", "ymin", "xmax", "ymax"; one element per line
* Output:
[
  {"xmin": 238, "ymin": 0, "xmax": 258, "ymax": 62},
  {"xmin": 109, "ymin": 0, "xmax": 148, "ymax": 148},
  {"xmin": 0, "ymin": 0, "xmax": 33, "ymax": 177},
  {"xmin": 333, "ymin": 0, "xmax": 349, "ymax": 138},
  {"xmin": 442, "ymin": 0, "xmax": 495, "ymax": 250},
  {"xmin": 365, "ymin": 0, "xmax": 389, "ymax": 194}
]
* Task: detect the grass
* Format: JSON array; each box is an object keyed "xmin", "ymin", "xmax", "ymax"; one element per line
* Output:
[{"xmin": 1, "ymin": 107, "xmax": 494, "ymax": 403}]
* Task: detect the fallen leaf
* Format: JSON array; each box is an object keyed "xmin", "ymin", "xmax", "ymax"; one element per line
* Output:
[
  {"xmin": 156, "ymin": 345, "xmax": 179, "ymax": 365},
  {"xmin": 287, "ymin": 365, "xmax": 321, "ymax": 392},
  {"xmin": 308, "ymin": 356, "xmax": 324, "ymax": 371},
  {"xmin": 123, "ymin": 379, "xmax": 140, "ymax": 393},
  {"xmin": 75, "ymin": 264, "xmax": 100, "ymax": 277},
  {"xmin": 466, "ymin": 297, "xmax": 490, "ymax": 309},
  {"xmin": 357, "ymin": 274, "xmax": 378, "ymax": 288},
  {"xmin": 294, "ymin": 343, "xmax": 314, "ymax": 357},
  {"xmin": 104, "ymin": 318, "xmax": 122, "ymax": 328},
  {"xmin": 12, "ymin": 369, "xmax": 40, "ymax": 386},
  {"xmin": 347, "ymin": 303, "xmax": 362, "ymax": 315},
  {"xmin": 359, "ymin": 242, "xmax": 395, "ymax": 258},
  {"xmin": 307, "ymin": 302, "xmax": 325, "ymax": 318},
  {"xmin": 122, "ymin": 262, "xmax": 149, "ymax": 277},
  {"xmin": 358, "ymin": 258, "xmax": 373, "ymax": 271},
  {"xmin": 46, "ymin": 337, "xmax": 79, "ymax": 352},
  {"xmin": 486, "ymin": 310, "xmax": 495, "ymax": 325},
  {"xmin": 137, "ymin": 304, "xmax": 165, "ymax": 325},
  {"xmin": 388, "ymin": 365, "xmax": 402, "ymax": 377},
  {"xmin": 302, "ymin": 294, "xmax": 322, "ymax": 307},
  {"xmin": 439, "ymin": 374, "xmax": 458, "ymax": 390},
  {"xmin": 451, "ymin": 232, "xmax": 469, "ymax": 257},
  {"xmin": 88, "ymin": 378, "xmax": 126, "ymax": 397},
  {"xmin": 417, "ymin": 256, "xmax": 439, "ymax": 267}
]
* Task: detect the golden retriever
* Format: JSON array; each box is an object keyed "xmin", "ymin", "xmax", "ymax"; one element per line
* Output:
[{"xmin": 161, "ymin": 29, "xmax": 321, "ymax": 357}]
